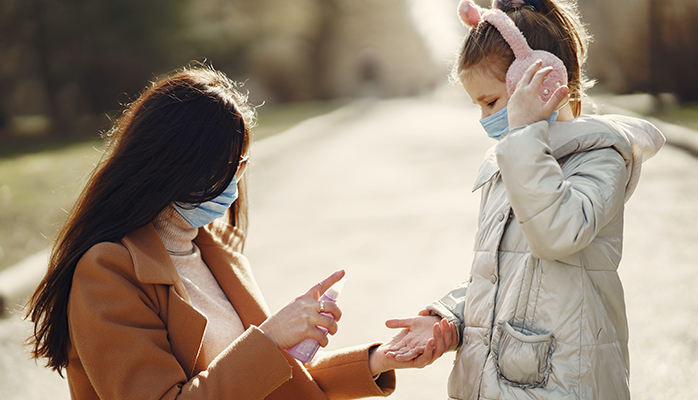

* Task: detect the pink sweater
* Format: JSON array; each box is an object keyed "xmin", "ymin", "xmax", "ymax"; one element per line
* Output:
[{"xmin": 152, "ymin": 206, "xmax": 246, "ymax": 365}]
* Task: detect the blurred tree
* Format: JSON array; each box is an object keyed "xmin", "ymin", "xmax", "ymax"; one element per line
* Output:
[
  {"xmin": 213, "ymin": 0, "xmax": 341, "ymax": 102},
  {"xmin": 0, "ymin": 0, "xmax": 189, "ymax": 136},
  {"xmin": 648, "ymin": 0, "xmax": 698, "ymax": 101},
  {"xmin": 0, "ymin": 0, "xmax": 439, "ymax": 138},
  {"xmin": 239, "ymin": 0, "xmax": 440, "ymax": 104},
  {"xmin": 579, "ymin": 0, "xmax": 698, "ymax": 102}
]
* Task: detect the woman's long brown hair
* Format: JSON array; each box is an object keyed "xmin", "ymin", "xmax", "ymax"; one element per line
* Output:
[
  {"xmin": 455, "ymin": 0, "xmax": 592, "ymax": 117},
  {"xmin": 25, "ymin": 64, "xmax": 253, "ymax": 373}
]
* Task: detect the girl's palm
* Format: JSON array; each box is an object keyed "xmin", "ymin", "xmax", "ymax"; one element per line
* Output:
[{"xmin": 382, "ymin": 310, "xmax": 457, "ymax": 362}]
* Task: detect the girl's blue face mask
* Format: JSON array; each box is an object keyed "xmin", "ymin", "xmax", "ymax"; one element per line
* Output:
[
  {"xmin": 480, "ymin": 106, "xmax": 558, "ymax": 140},
  {"xmin": 173, "ymin": 176, "xmax": 239, "ymax": 228}
]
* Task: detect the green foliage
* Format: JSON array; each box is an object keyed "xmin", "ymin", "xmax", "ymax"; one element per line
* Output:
[
  {"xmin": 0, "ymin": 140, "xmax": 103, "ymax": 270},
  {"xmin": 0, "ymin": 0, "xmax": 192, "ymax": 130},
  {"xmin": 653, "ymin": 103, "xmax": 698, "ymax": 132}
]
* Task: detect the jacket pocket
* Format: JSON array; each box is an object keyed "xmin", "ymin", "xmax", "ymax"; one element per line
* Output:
[{"xmin": 493, "ymin": 320, "xmax": 556, "ymax": 389}]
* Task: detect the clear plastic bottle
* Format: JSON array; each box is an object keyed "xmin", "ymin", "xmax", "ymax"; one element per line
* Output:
[{"xmin": 285, "ymin": 278, "xmax": 346, "ymax": 362}]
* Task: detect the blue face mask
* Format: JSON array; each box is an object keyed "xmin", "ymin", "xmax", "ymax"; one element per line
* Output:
[
  {"xmin": 480, "ymin": 106, "xmax": 558, "ymax": 141},
  {"xmin": 173, "ymin": 176, "xmax": 239, "ymax": 228}
]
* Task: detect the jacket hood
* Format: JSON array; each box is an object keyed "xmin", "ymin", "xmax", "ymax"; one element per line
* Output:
[
  {"xmin": 473, "ymin": 114, "xmax": 665, "ymax": 202},
  {"xmin": 552, "ymin": 114, "xmax": 664, "ymax": 202}
]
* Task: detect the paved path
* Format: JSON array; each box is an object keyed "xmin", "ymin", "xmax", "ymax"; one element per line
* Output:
[
  {"xmin": 244, "ymin": 92, "xmax": 485, "ymax": 399},
  {"xmin": 1, "ymin": 89, "xmax": 697, "ymax": 399}
]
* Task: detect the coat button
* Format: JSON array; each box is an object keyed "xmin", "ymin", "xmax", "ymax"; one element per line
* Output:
[
  {"xmin": 464, "ymin": 333, "xmax": 469, "ymax": 344},
  {"xmin": 497, "ymin": 213, "xmax": 505, "ymax": 222},
  {"xmin": 490, "ymin": 275, "xmax": 497, "ymax": 284}
]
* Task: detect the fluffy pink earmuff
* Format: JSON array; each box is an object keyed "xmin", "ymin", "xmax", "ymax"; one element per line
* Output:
[{"xmin": 457, "ymin": 0, "xmax": 567, "ymax": 102}]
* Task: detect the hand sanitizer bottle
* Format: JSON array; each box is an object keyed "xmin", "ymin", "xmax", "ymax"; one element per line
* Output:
[{"xmin": 285, "ymin": 278, "xmax": 346, "ymax": 362}]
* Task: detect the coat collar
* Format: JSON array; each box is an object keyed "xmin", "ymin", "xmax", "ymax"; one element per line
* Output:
[
  {"xmin": 121, "ymin": 223, "xmax": 204, "ymax": 375},
  {"xmin": 121, "ymin": 223, "xmax": 180, "ymax": 286},
  {"xmin": 120, "ymin": 215, "xmax": 271, "ymax": 327},
  {"xmin": 472, "ymin": 145, "xmax": 499, "ymax": 192},
  {"xmin": 120, "ymin": 215, "xmax": 271, "ymax": 377}
]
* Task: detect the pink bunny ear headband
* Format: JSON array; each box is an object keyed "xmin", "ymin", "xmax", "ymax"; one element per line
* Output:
[{"xmin": 457, "ymin": 0, "xmax": 567, "ymax": 102}]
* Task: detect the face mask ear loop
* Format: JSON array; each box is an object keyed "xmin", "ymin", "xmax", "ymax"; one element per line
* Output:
[
  {"xmin": 555, "ymin": 97, "xmax": 570, "ymax": 111},
  {"xmin": 235, "ymin": 154, "xmax": 249, "ymax": 181}
]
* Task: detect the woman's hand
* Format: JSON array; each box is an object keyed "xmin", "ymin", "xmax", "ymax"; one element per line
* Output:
[
  {"xmin": 368, "ymin": 310, "xmax": 458, "ymax": 375},
  {"xmin": 259, "ymin": 270, "xmax": 345, "ymax": 350},
  {"xmin": 507, "ymin": 60, "xmax": 569, "ymax": 131}
]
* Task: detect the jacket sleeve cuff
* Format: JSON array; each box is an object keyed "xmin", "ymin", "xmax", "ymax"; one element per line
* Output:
[
  {"xmin": 425, "ymin": 279, "xmax": 469, "ymax": 348},
  {"xmin": 426, "ymin": 302, "xmax": 463, "ymax": 348},
  {"xmin": 198, "ymin": 325, "xmax": 292, "ymax": 399},
  {"xmin": 307, "ymin": 343, "xmax": 396, "ymax": 399}
]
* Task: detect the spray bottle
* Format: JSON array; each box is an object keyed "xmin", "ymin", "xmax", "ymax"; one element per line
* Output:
[{"xmin": 285, "ymin": 277, "xmax": 346, "ymax": 363}]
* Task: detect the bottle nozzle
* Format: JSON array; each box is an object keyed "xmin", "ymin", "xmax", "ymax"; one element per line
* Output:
[{"xmin": 323, "ymin": 277, "xmax": 346, "ymax": 301}]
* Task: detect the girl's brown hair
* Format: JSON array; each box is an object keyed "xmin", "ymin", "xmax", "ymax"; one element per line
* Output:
[
  {"xmin": 25, "ymin": 64, "xmax": 254, "ymax": 373},
  {"xmin": 455, "ymin": 0, "xmax": 592, "ymax": 117}
]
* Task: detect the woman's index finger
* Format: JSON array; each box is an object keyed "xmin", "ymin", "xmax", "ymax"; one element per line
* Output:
[{"xmin": 310, "ymin": 270, "xmax": 345, "ymax": 299}]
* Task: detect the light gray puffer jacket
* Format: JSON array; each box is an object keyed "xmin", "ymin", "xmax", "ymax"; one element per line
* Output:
[{"xmin": 428, "ymin": 114, "xmax": 664, "ymax": 400}]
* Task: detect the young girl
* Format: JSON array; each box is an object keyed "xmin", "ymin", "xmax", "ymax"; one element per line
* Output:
[
  {"xmin": 384, "ymin": 0, "xmax": 665, "ymax": 399},
  {"xmin": 25, "ymin": 65, "xmax": 445, "ymax": 399}
]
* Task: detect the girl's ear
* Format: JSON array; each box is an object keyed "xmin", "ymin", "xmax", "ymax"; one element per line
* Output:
[{"xmin": 458, "ymin": 0, "xmax": 484, "ymax": 28}]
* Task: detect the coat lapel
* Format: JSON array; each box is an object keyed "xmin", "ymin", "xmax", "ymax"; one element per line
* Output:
[
  {"xmin": 121, "ymin": 220, "xmax": 327, "ymax": 397},
  {"xmin": 166, "ymin": 287, "xmax": 208, "ymax": 377},
  {"xmin": 195, "ymin": 224, "xmax": 270, "ymax": 328},
  {"xmin": 121, "ymin": 224, "xmax": 207, "ymax": 378}
]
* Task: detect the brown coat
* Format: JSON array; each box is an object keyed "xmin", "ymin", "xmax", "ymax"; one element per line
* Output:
[{"xmin": 66, "ymin": 213, "xmax": 395, "ymax": 399}]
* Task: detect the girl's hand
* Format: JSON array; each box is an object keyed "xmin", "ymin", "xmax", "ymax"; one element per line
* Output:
[
  {"xmin": 368, "ymin": 310, "xmax": 458, "ymax": 375},
  {"xmin": 259, "ymin": 270, "xmax": 345, "ymax": 350},
  {"xmin": 507, "ymin": 60, "xmax": 569, "ymax": 131}
]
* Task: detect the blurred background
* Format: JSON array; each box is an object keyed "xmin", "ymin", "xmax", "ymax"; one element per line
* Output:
[
  {"xmin": 1, "ymin": 1, "xmax": 698, "ymax": 398},
  {"xmin": 1, "ymin": 0, "xmax": 698, "ymax": 270}
]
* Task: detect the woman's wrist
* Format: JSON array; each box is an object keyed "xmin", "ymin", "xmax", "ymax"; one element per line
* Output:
[
  {"xmin": 368, "ymin": 345, "xmax": 387, "ymax": 376},
  {"xmin": 260, "ymin": 327, "xmax": 279, "ymax": 349}
]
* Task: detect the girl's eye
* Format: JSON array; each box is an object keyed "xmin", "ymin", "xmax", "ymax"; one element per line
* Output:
[{"xmin": 486, "ymin": 99, "xmax": 497, "ymax": 108}]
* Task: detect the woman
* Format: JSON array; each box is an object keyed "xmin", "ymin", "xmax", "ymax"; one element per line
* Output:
[{"xmin": 26, "ymin": 65, "xmax": 448, "ymax": 399}]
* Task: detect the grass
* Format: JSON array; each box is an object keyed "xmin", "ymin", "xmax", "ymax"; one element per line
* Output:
[
  {"xmin": 0, "ymin": 141, "xmax": 102, "ymax": 271},
  {"xmin": 589, "ymin": 88, "xmax": 698, "ymax": 131},
  {"xmin": 0, "ymin": 99, "xmax": 349, "ymax": 272},
  {"xmin": 652, "ymin": 103, "xmax": 698, "ymax": 132}
]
